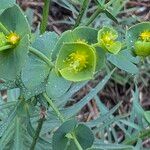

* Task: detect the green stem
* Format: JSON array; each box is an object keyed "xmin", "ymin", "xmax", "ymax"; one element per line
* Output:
[
  {"xmin": 0, "ymin": 22, "xmax": 10, "ymax": 35},
  {"xmin": 43, "ymin": 93, "xmax": 65, "ymax": 122},
  {"xmin": 123, "ymin": 127, "xmax": 150, "ymax": 145},
  {"xmin": 42, "ymin": 93, "xmax": 83, "ymax": 150},
  {"xmin": 72, "ymin": 133, "xmax": 83, "ymax": 150},
  {"xmin": 30, "ymin": 118, "xmax": 45, "ymax": 150},
  {"xmin": 85, "ymin": 8, "xmax": 103, "ymax": 26},
  {"xmin": 40, "ymin": 0, "xmax": 51, "ymax": 34},
  {"xmin": 0, "ymin": 45, "xmax": 13, "ymax": 52},
  {"xmin": 73, "ymin": 0, "xmax": 90, "ymax": 29},
  {"xmin": 29, "ymin": 46, "xmax": 54, "ymax": 68}
]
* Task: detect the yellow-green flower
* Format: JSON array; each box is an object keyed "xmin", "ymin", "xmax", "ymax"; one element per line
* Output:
[
  {"xmin": 140, "ymin": 30, "xmax": 150, "ymax": 42},
  {"xmin": 7, "ymin": 32, "xmax": 20, "ymax": 45},
  {"xmin": 56, "ymin": 42, "xmax": 96, "ymax": 82},
  {"xmin": 98, "ymin": 27, "xmax": 121, "ymax": 54}
]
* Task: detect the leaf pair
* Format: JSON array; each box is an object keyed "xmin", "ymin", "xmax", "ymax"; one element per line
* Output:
[{"xmin": 52, "ymin": 120, "xmax": 94, "ymax": 150}]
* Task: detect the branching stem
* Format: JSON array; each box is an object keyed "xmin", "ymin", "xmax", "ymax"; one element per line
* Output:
[
  {"xmin": 29, "ymin": 46, "xmax": 54, "ymax": 68},
  {"xmin": 85, "ymin": 8, "xmax": 103, "ymax": 26},
  {"xmin": 73, "ymin": 0, "xmax": 90, "ymax": 29},
  {"xmin": 30, "ymin": 118, "xmax": 45, "ymax": 150},
  {"xmin": 43, "ymin": 93, "xmax": 83, "ymax": 150}
]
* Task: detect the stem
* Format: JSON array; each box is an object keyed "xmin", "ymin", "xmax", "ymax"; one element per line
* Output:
[
  {"xmin": 85, "ymin": 8, "xmax": 103, "ymax": 26},
  {"xmin": 72, "ymin": 133, "xmax": 83, "ymax": 150},
  {"xmin": 29, "ymin": 46, "xmax": 54, "ymax": 68},
  {"xmin": 0, "ymin": 45, "xmax": 13, "ymax": 52},
  {"xmin": 73, "ymin": 0, "xmax": 90, "ymax": 29},
  {"xmin": 30, "ymin": 118, "xmax": 45, "ymax": 150},
  {"xmin": 43, "ymin": 93, "xmax": 65, "ymax": 122},
  {"xmin": 42, "ymin": 93, "xmax": 83, "ymax": 150},
  {"xmin": 40, "ymin": 0, "xmax": 51, "ymax": 34},
  {"xmin": 123, "ymin": 128, "xmax": 150, "ymax": 145},
  {"xmin": 0, "ymin": 22, "xmax": 10, "ymax": 35}
]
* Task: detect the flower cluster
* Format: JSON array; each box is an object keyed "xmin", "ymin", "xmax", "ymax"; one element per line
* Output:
[
  {"xmin": 55, "ymin": 27, "xmax": 121, "ymax": 81},
  {"xmin": 134, "ymin": 30, "xmax": 150, "ymax": 57}
]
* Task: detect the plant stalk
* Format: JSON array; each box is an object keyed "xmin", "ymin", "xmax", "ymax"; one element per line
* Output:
[
  {"xmin": 30, "ymin": 118, "xmax": 45, "ymax": 150},
  {"xmin": 73, "ymin": 0, "xmax": 90, "ymax": 29},
  {"xmin": 0, "ymin": 22, "xmax": 10, "ymax": 35},
  {"xmin": 40, "ymin": 0, "xmax": 51, "ymax": 34},
  {"xmin": 85, "ymin": 7, "xmax": 103, "ymax": 26},
  {"xmin": 43, "ymin": 93, "xmax": 83, "ymax": 150},
  {"xmin": 29, "ymin": 46, "xmax": 54, "ymax": 68},
  {"xmin": 0, "ymin": 45, "xmax": 13, "ymax": 52}
]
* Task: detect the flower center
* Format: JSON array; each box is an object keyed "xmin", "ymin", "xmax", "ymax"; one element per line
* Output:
[
  {"xmin": 101, "ymin": 31, "xmax": 115, "ymax": 46},
  {"xmin": 65, "ymin": 51, "xmax": 88, "ymax": 73},
  {"xmin": 7, "ymin": 32, "xmax": 20, "ymax": 45},
  {"xmin": 140, "ymin": 31, "xmax": 150, "ymax": 42}
]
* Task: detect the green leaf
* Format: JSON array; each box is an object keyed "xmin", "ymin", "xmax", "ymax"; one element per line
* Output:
[
  {"xmin": 107, "ymin": 50, "xmax": 139, "ymax": 74},
  {"xmin": 32, "ymin": 32, "xmax": 58, "ymax": 59},
  {"xmin": 22, "ymin": 32, "xmax": 58, "ymax": 89},
  {"xmin": 46, "ymin": 69, "xmax": 72, "ymax": 99},
  {"xmin": 0, "ymin": 5, "xmax": 30, "ymax": 37},
  {"xmin": 95, "ymin": 47, "xmax": 106, "ymax": 72},
  {"xmin": 0, "ymin": 0, "xmax": 15, "ymax": 11},
  {"xmin": 72, "ymin": 124, "xmax": 94, "ymax": 149},
  {"xmin": 144, "ymin": 111, "xmax": 150, "ymax": 124},
  {"xmin": 21, "ymin": 54, "xmax": 50, "ymax": 90},
  {"xmin": 56, "ymin": 42, "xmax": 96, "ymax": 81},
  {"xmin": 103, "ymin": 9, "xmax": 118, "ymax": 24},
  {"xmin": 52, "ymin": 119, "xmax": 77, "ymax": 150},
  {"xmin": 0, "ymin": 35, "xmax": 29, "ymax": 80},
  {"xmin": 52, "ymin": 26, "xmax": 98, "ymax": 61}
]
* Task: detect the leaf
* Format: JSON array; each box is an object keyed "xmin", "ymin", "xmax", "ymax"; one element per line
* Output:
[
  {"xmin": 72, "ymin": 124, "xmax": 94, "ymax": 149},
  {"xmin": 52, "ymin": 27, "xmax": 98, "ymax": 61},
  {"xmin": 0, "ymin": 0, "xmax": 15, "ymax": 11},
  {"xmin": 144, "ymin": 111, "xmax": 150, "ymax": 124},
  {"xmin": 103, "ymin": 9, "xmax": 118, "ymax": 24},
  {"xmin": 46, "ymin": 69, "xmax": 72, "ymax": 99},
  {"xmin": 0, "ymin": 35, "xmax": 29, "ymax": 80},
  {"xmin": 63, "ymin": 70, "xmax": 114, "ymax": 118},
  {"xmin": 22, "ymin": 32, "xmax": 58, "ymax": 90},
  {"xmin": 52, "ymin": 119, "xmax": 77, "ymax": 150},
  {"xmin": 107, "ymin": 50, "xmax": 139, "ymax": 74},
  {"xmin": 0, "ymin": 5, "xmax": 30, "ymax": 37}
]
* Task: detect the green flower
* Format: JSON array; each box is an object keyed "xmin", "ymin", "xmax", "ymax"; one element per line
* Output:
[
  {"xmin": 7, "ymin": 32, "xmax": 20, "ymax": 45},
  {"xmin": 134, "ymin": 30, "xmax": 150, "ymax": 57},
  {"xmin": 98, "ymin": 27, "xmax": 121, "ymax": 54},
  {"xmin": 126, "ymin": 22, "xmax": 150, "ymax": 57},
  {"xmin": 56, "ymin": 42, "xmax": 96, "ymax": 82},
  {"xmin": 0, "ymin": 5, "xmax": 30, "ymax": 80}
]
